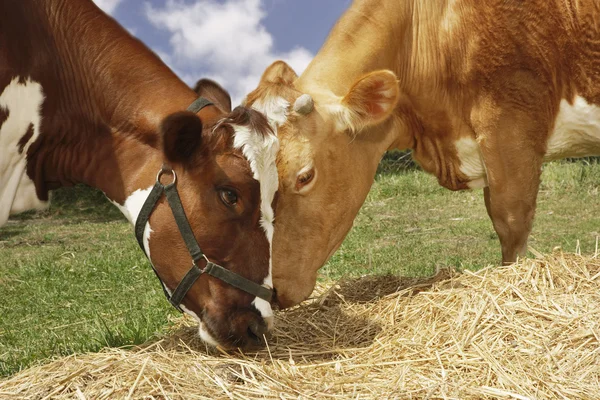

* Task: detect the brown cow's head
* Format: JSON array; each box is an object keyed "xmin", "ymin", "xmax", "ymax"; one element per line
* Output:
[
  {"xmin": 243, "ymin": 61, "xmax": 400, "ymax": 309},
  {"xmin": 140, "ymin": 81, "xmax": 278, "ymax": 349}
]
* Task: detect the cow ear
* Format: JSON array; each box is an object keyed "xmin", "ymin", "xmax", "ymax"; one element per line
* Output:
[
  {"xmin": 160, "ymin": 111, "xmax": 203, "ymax": 164},
  {"xmin": 336, "ymin": 70, "xmax": 399, "ymax": 133},
  {"xmin": 259, "ymin": 60, "xmax": 298, "ymax": 85},
  {"xmin": 193, "ymin": 78, "xmax": 232, "ymax": 112}
]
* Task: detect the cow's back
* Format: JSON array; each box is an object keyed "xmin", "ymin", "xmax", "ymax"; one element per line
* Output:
[
  {"xmin": 457, "ymin": 0, "xmax": 600, "ymax": 104},
  {"xmin": 466, "ymin": 0, "xmax": 600, "ymax": 159},
  {"xmin": 568, "ymin": 0, "xmax": 600, "ymax": 104}
]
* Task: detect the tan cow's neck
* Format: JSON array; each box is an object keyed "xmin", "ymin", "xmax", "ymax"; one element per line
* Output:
[
  {"xmin": 25, "ymin": 0, "xmax": 200, "ymax": 204},
  {"xmin": 297, "ymin": 1, "xmax": 412, "ymax": 96},
  {"xmin": 296, "ymin": 0, "xmax": 473, "ymax": 187}
]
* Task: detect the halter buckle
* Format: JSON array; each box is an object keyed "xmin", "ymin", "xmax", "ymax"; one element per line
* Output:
[
  {"xmin": 156, "ymin": 165, "xmax": 177, "ymax": 186},
  {"xmin": 195, "ymin": 254, "xmax": 211, "ymax": 273}
]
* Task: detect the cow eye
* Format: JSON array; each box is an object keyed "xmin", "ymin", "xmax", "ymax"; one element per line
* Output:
[
  {"xmin": 298, "ymin": 171, "xmax": 313, "ymax": 184},
  {"xmin": 219, "ymin": 188, "xmax": 238, "ymax": 207},
  {"xmin": 296, "ymin": 168, "xmax": 314, "ymax": 190}
]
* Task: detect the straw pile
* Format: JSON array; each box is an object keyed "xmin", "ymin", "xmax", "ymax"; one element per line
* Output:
[{"xmin": 1, "ymin": 251, "xmax": 600, "ymax": 399}]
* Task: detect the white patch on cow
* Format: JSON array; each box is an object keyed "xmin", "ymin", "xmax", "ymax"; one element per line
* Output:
[
  {"xmin": 198, "ymin": 321, "xmax": 220, "ymax": 347},
  {"xmin": 0, "ymin": 78, "xmax": 48, "ymax": 227},
  {"xmin": 252, "ymin": 96, "xmax": 290, "ymax": 128},
  {"xmin": 547, "ymin": 96, "xmax": 600, "ymax": 160},
  {"xmin": 232, "ymin": 124, "xmax": 279, "ymax": 326},
  {"xmin": 109, "ymin": 186, "xmax": 154, "ymax": 257},
  {"xmin": 454, "ymin": 137, "xmax": 488, "ymax": 188},
  {"xmin": 178, "ymin": 303, "xmax": 219, "ymax": 346},
  {"xmin": 232, "ymin": 124, "xmax": 279, "ymax": 244},
  {"xmin": 252, "ymin": 298, "xmax": 274, "ymax": 330}
]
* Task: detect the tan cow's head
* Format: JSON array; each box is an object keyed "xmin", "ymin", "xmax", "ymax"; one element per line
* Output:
[{"xmin": 244, "ymin": 61, "xmax": 400, "ymax": 308}]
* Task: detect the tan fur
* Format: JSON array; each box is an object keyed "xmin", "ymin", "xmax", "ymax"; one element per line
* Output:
[{"xmin": 245, "ymin": 0, "xmax": 600, "ymax": 308}]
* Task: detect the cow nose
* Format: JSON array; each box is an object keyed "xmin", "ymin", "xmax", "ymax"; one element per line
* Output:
[
  {"xmin": 247, "ymin": 317, "xmax": 268, "ymax": 344},
  {"xmin": 246, "ymin": 315, "xmax": 269, "ymax": 347}
]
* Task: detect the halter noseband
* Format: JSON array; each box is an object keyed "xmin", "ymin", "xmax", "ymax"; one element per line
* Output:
[{"xmin": 133, "ymin": 98, "xmax": 273, "ymax": 312}]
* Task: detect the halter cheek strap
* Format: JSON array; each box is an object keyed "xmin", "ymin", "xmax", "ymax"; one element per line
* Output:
[{"xmin": 133, "ymin": 97, "xmax": 273, "ymax": 312}]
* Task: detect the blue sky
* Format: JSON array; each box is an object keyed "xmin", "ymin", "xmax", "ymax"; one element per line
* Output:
[{"xmin": 94, "ymin": 0, "xmax": 351, "ymax": 103}]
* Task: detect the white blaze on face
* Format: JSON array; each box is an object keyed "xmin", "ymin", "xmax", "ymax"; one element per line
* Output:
[
  {"xmin": 232, "ymin": 124, "xmax": 279, "ymax": 329},
  {"xmin": 0, "ymin": 78, "xmax": 48, "ymax": 227},
  {"xmin": 252, "ymin": 96, "xmax": 290, "ymax": 128}
]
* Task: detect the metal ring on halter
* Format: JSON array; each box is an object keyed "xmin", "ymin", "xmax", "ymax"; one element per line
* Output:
[
  {"xmin": 156, "ymin": 166, "xmax": 177, "ymax": 185},
  {"xmin": 197, "ymin": 254, "xmax": 210, "ymax": 272}
]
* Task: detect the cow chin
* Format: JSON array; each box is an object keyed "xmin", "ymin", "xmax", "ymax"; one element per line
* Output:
[
  {"xmin": 198, "ymin": 320, "xmax": 220, "ymax": 347},
  {"xmin": 177, "ymin": 304, "xmax": 213, "ymax": 343},
  {"xmin": 273, "ymin": 223, "xmax": 350, "ymax": 309},
  {"xmin": 179, "ymin": 304, "xmax": 221, "ymax": 347},
  {"xmin": 273, "ymin": 271, "xmax": 319, "ymax": 309}
]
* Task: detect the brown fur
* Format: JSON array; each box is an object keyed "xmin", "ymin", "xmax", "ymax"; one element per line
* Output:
[
  {"xmin": 245, "ymin": 0, "xmax": 600, "ymax": 308},
  {"xmin": 161, "ymin": 111, "xmax": 205, "ymax": 164},
  {"xmin": 0, "ymin": 0, "xmax": 274, "ymax": 349}
]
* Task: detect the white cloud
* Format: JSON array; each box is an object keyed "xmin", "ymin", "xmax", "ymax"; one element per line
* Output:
[
  {"xmin": 93, "ymin": 0, "xmax": 124, "ymax": 15},
  {"xmin": 145, "ymin": 0, "xmax": 313, "ymax": 105}
]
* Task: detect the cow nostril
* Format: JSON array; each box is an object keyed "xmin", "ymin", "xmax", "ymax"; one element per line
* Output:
[{"xmin": 247, "ymin": 319, "xmax": 267, "ymax": 344}]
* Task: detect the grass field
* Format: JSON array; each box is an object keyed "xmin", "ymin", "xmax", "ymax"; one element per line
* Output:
[{"xmin": 1, "ymin": 159, "xmax": 598, "ymax": 377}]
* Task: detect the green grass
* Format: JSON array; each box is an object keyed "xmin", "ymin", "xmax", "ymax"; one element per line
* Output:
[
  {"xmin": 322, "ymin": 158, "xmax": 599, "ymax": 280},
  {"xmin": 0, "ymin": 186, "xmax": 174, "ymax": 377},
  {"xmin": 1, "ymin": 160, "xmax": 599, "ymax": 377}
]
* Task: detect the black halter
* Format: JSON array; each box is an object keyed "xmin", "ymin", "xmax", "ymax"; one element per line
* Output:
[{"xmin": 134, "ymin": 98, "xmax": 273, "ymax": 312}]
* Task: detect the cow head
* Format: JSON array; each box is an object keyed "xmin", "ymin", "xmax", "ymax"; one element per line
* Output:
[
  {"xmin": 243, "ymin": 61, "xmax": 400, "ymax": 308},
  {"xmin": 142, "ymin": 81, "xmax": 279, "ymax": 349}
]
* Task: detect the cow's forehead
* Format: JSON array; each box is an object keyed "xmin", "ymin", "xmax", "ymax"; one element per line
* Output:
[
  {"xmin": 251, "ymin": 95, "xmax": 290, "ymax": 128},
  {"xmin": 246, "ymin": 82, "xmax": 300, "ymax": 115}
]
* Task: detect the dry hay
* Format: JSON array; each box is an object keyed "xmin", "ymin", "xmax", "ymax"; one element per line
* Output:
[{"xmin": 1, "ymin": 252, "xmax": 600, "ymax": 399}]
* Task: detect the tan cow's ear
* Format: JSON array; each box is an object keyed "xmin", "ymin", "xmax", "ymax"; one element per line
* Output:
[
  {"xmin": 259, "ymin": 60, "xmax": 298, "ymax": 85},
  {"xmin": 338, "ymin": 70, "xmax": 399, "ymax": 132}
]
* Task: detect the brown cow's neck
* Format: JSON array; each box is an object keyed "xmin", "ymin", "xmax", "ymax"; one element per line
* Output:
[{"xmin": 15, "ymin": 0, "xmax": 199, "ymax": 204}]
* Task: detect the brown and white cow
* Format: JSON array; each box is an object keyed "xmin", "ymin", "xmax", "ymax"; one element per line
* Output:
[
  {"xmin": 244, "ymin": 0, "xmax": 600, "ymax": 308},
  {"xmin": 0, "ymin": 0, "xmax": 279, "ymax": 349}
]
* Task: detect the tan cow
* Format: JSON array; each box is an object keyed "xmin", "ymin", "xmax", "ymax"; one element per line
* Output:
[{"xmin": 244, "ymin": 0, "xmax": 600, "ymax": 308}]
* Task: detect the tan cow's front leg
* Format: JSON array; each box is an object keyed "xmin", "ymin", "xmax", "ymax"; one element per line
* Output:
[
  {"xmin": 483, "ymin": 182, "xmax": 539, "ymax": 264},
  {"xmin": 475, "ymin": 105, "xmax": 547, "ymax": 264}
]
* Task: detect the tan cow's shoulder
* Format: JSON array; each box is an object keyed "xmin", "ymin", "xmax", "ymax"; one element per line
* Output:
[{"xmin": 398, "ymin": 0, "xmax": 600, "ymax": 189}]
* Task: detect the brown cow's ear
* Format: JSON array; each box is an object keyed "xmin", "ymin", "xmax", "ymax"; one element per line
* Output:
[
  {"xmin": 337, "ymin": 70, "xmax": 400, "ymax": 133},
  {"xmin": 259, "ymin": 60, "xmax": 298, "ymax": 85},
  {"xmin": 193, "ymin": 79, "xmax": 232, "ymax": 112},
  {"xmin": 160, "ymin": 111, "xmax": 203, "ymax": 164}
]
